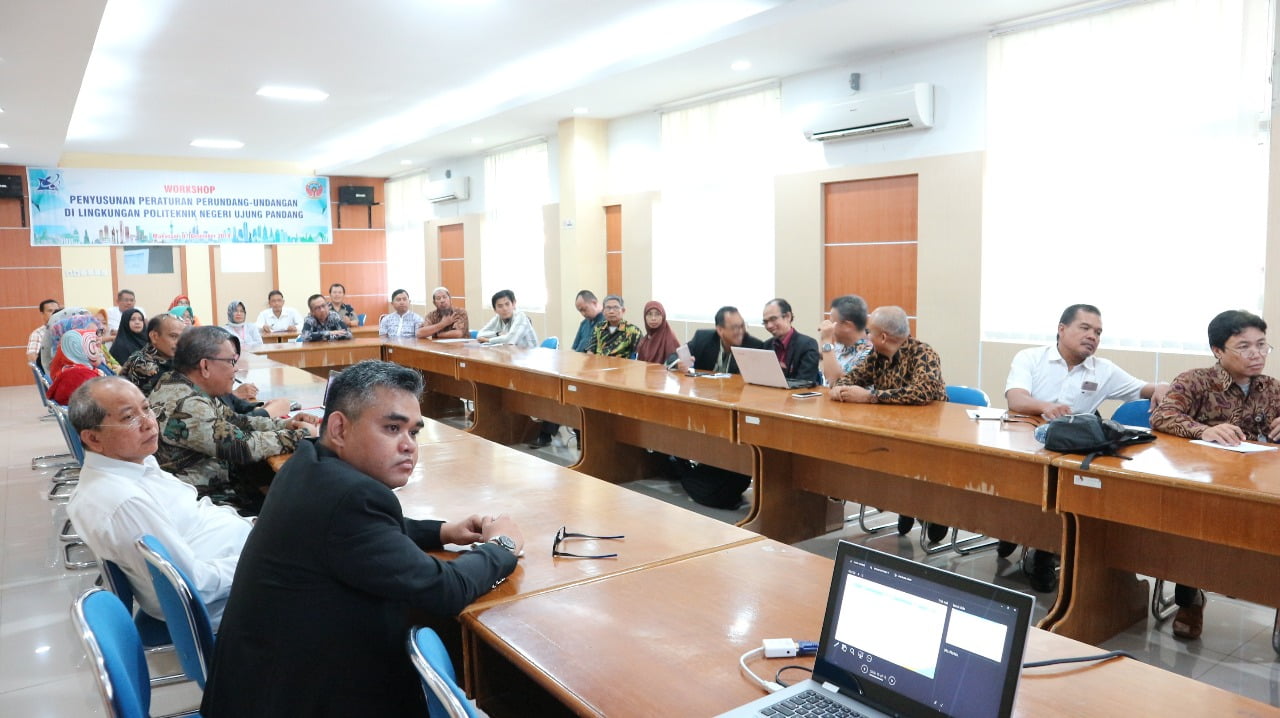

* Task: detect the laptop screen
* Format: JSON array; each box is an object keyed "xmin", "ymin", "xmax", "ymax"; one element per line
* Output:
[{"xmin": 814, "ymin": 543, "xmax": 1033, "ymax": 718}]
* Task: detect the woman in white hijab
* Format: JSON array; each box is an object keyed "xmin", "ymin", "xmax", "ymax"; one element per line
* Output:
[{"xmin": 223, "ymin": 299, "xmax": 264, "ymax": 350}]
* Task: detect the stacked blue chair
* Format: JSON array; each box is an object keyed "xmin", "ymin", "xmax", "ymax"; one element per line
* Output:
[
  {"xmin": 100, "ymin": 559, "xmax": 185, "ymax": 687},
  {"xmin": 540, "ymin": 336, "xmax": 559, "ymax": 349},
  {"xmin": 407, "ymin": 627, "xmax": 477, "ymax": 718}
]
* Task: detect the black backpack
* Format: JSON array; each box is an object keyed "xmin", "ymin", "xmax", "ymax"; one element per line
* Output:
[{"xmin": 1042, "ymin": 413, "xmax": 1156, "ymax": 469}]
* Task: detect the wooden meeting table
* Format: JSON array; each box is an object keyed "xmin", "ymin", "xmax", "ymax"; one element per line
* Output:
[
  {"xmin": 1048, "ymin": 436, "xmax": 1280, "ymax": 644},
  {"xmin": 463, "ymin": 539, "xmax": 1280, "ymax": 717}
]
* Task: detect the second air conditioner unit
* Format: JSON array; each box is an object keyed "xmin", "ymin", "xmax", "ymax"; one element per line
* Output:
[{"xmin": 426, "ymin": 177, "xmax": 470, "ymax": 203}]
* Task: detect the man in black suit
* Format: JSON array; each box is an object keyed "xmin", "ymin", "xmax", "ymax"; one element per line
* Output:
[
  {"xmin": 201, "ymin": 360, "xmax": 524, "ymax": 717},
  {"xmin": 673, "ymin": 305, "xmax": 764, "ymax": 374},
  {"xmin": 761, "ymin": 298, "xmax": 821, "ymax": 385}
]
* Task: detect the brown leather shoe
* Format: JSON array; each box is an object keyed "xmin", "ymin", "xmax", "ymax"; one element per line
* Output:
[{"xmin": 1172, "ymin": 602, "xmax": 1204, "ymax": 640}]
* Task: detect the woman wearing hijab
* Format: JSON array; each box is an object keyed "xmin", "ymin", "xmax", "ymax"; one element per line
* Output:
[
  {"xmin": 169, "ymin": 295, "xmax": 200, "ymax": 325},
  {"xmin": 635, "ymin": 300, "xmax": 680, "ymax": 365},
  {"xmin": 46, "ymin": 312, "xmax": 102, "ymax": 380},
  {"xmin": 109, "ymin": 308, "xmax": 148, "ymax": 365},
  {"xmin": 41, "ymin": 307, "xmax": 90, "ymax": 371},
  {"xmin": 46, "ymin": 328, "xmax": 108, "ymax": 404},
  {"xmin": 223, "ymin": 300, "xmax": 263, "ymax": 350}
]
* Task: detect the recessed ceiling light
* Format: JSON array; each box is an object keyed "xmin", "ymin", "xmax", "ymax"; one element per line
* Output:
[
  {"xmin": 0, "ymin": 106, "xmax": 5, "ymax": 113},
  {"xmin": 257, "ymin": 86, "xmax": 328, "ymax": 102},
  {"xmin": 400, "ymin": 160, "xmax": 413, "ymax": 165},
  {"xmin": 0, "ymin": 143, "xmax": 9, "ymax": 149},
  {"xmin": 573, "ymin": 106, "xmax": 589, "ymax": 115},
  {"xmin": 190, "ymin": 139, "xmax": 244, "ymax": 149},
  {"xmin": 471, "ymin": 137, "xmax": 484, "ymax": 144},
  {"xmin": 731, "ymin": 59, "xmax": 751, "ymax": 71}
]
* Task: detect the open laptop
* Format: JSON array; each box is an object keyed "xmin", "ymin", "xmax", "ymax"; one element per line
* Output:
[
  {"xmin": 293, "ymin": 369, "xmax": 341, "ymax": 421},
  {"xmin": 731, "ymin": 346, "xmax": 815, "ymax": 389},
  {"xmin": 718, "ymin": 541, "xmax": 1033, "ymax": 718}
]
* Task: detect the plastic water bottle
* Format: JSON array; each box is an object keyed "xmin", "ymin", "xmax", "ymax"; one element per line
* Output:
[{"xmin": 1033, "ymin": 422, "xmax": 1049, "ymax": 444}]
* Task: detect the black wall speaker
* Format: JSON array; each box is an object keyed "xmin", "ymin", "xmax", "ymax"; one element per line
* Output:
[
  {"xmin": 0, "ymin": 175, "xmax": 23, "ymax": 199},
  {"xmin": 338, "ymin": 185, "xmax": 374, "ymax": 205}
]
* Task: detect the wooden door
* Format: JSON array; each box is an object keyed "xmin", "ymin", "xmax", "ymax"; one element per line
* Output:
[
  {"xmin": 439, "ymin": 223, "xmax": 465, "ymax": 308},
  {"xmin": 605, "ymin": 205, "xmax": 622, "ymax": 296},
  {"xmin": 823, "ymin": 175, "xmax": 918, "ymax": 330}
]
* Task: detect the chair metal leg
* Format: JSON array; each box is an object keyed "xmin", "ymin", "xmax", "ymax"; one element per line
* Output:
[
  {"xmin": 1272, "ymin": 610, "xmax": 1279, "ymax": 656},
  {"xmin": 53, "ymin": 465, "xmax": 80, "ymax": 481},
  {"xmin": 919, "ymin": 524, "xmax": 955, "ymax": 555},
  {"xmin": 63, "ymin": 542, "xmax": 97, "ymax": 569},
  {"xmin": 853, "ymin": 504, "xmax": 897, "ymax": 534},
  {"xmin": 48, "ymin": 480, "xmax": 77, "ymax": 501},
  {"xmin": 143, "ymin": 645, "xmax": 188, "ymax": 687},
  {"xmin": 1151, "ymin": 578, "xmax": 1178, "ymax": 621},
  {"xmin": 31, "ymin": 453, "xmax": 75, "ymax": 470},
  {"xmin": 952, "ymin": 530, "xmax": 1000, "ymax": 556},
  {"xmin": 60, "ymin": 518, "xmax": 79, "ymax": 542}
]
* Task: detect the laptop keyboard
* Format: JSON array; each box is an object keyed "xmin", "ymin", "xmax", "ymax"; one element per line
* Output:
[{"xmin": 758, "ymin": 689, "xmax": 864, "ymax": 717}]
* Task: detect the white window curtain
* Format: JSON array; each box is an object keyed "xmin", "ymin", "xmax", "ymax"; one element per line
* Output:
[
  {"xmin": 654, "ymin": 87, "xmax": 781, "ymax": 321},
  {"xmin": 385, "ymin": 174, "xmax": 431, "ymax": 303},
  {"xmin": 482, "ymin": 141, "xmax": 550, "ymax": 311},
  {"xmin": 981, "ymin": 0, "xmax": 1272, "ymax": 352}
]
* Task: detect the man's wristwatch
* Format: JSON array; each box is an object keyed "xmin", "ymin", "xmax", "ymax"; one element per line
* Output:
[
  {"xmin": 821, "ymin": 343, "xmax": 835, "ymax": 353},
  {"xmin": 487, "ymin": 535, "xmax": 518, "ymax": 554}
]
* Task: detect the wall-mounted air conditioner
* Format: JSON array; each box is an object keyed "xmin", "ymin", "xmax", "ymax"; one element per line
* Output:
[
  {"xmin": 426, "ymin": 177, "xmax": 470, "ymax": 203},
  {"xmin": 804, "ymin": 83, "xmax": 934, "ymax": 142}
]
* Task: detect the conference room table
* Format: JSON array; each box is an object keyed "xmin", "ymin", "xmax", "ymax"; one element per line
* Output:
[
  {"xmin": 260, "ymin": 325, "xmax": 380, "ymax": 343},
  {"xmin": 254, "ymin": 338, "xmax": 1280, "ymax": 647},
  {"xmin": 1047, "ymin": 436, "xmax": 1280, "ymax": 644},
  {"xmin": 235, "ymin": 347, "xmax": 1280, "ymax": 716},
  {"xmin": 462, "ymin": 538, "xmax": 1280, "ymax": 717}
]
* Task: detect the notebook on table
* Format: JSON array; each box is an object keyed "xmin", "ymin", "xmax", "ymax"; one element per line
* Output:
[
  {"xmin": 731, "ymin": 346, "xmax": 815, "ymax": 389},
  {"xmin": 717, "ymin": 541, "xmax": 1033, "ymax": 718}
]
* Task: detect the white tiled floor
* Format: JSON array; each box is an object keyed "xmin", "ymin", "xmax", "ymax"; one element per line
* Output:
[{"xmin": 5, "ymin": 391, "xmax": 1277, "ymax": 715}]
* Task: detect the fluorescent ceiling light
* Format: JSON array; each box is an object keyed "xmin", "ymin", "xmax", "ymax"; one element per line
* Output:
[
  {"xmin": 400, "ymin": 159, "xmax": 413, "ymax": 165},
  {"xmin": 257, "ymin": 86, "xmax": 329, "ymax": 102},
  {"xmin": 471, "ymin": 137, "xmax": 484, "ymax": 144},
  {"xmin": 731, "ymin": 59, "xmax": 751, "ymax": 71},
  {"xmin": 190, "ymin": 138, "xmax": 244, "ymax": 149},
  {"xmin": 0, "ymin": 143, "xmax": 9, "ymax": 149},
  {"xmin": 573, "ymin": 106, "xmax": 590, "ymax": 115}
]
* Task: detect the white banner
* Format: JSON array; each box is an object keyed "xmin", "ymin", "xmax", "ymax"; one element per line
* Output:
[{"xmin": 27, "ymin": 168, "xmax": 331, "ymax": 246}]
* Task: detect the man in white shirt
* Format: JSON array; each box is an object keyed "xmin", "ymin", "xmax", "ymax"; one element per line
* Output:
[
  {"xmin": 256, "ymin": 290, "xmax": 303, "ymax": 334},
  {"xmin": 105, "ymin": 289, "xmax": 144, "ymax": 338},
  {"xmin": 66, "ymin": 376, "xmax": 252, "ymax": 628},
  {"xmin": 1002, "ymin": 303, "xmax": 1169, "ymax": 592}
]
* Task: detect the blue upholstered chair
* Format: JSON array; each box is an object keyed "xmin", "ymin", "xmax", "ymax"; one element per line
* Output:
[
  {"xmin": 1111, "ymin": 399, "xmax": 1151, "ymax": 428},
  {"xmin": 72, "ymin": 588, "xmax": 201, "ymax": 718},
  {"xmin": 540, "ymin": 336, "xmax": 559, "ymax": 349},
  {"xmin": 357, "ymin": 313, "xmax": 367, "ymax": 326},
  {"xmin": 407, "ymin": 627, "xmax": 477, "ymax": 718},
  {"xmin": 137, "ymin": 535, "xmax": 216, "ymax": 689},
  {"xmin": 469, "ymin": 330, "xmax": 478, "ymax": 339},
  {"xmin": 100, "ymin": 559, "xmax": 185, "ymax": 687}
]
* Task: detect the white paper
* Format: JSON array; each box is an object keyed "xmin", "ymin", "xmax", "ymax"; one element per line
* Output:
[
  {"xmin": 966, "ymin": 407, "xmax": 1006, "ymax": 420},
  {"xmin": 1190, "ymin": 439, "xmax": 1278, "ymax": 453}
]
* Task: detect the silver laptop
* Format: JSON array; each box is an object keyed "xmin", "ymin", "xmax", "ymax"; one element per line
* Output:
[
  {"xmin": 731, "ymin": 346, "xmax": 815, "ymax": 389},
  {"xmin": 718, "ymin": 541, "xmax": 1034, "ymax": 718},
  {"xmin": 293, "ymin": 369, "xmax": 341, "ymax": 421}
]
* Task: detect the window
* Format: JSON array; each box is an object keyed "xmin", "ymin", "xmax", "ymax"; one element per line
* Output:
[
  {"xmin": 385, "ymin": 174, "xmax": 431, "ymax": 303},
  {"xmin": 482, "ymin": 141, "xmax": 549, "ymax": 311},
  {"xmin": 654, "ymin": 86, "xmax": 782, "ymax": 321},
  {"xmin": 981, "ymin": 0, "xmax": 1271, "ymax": 352}
]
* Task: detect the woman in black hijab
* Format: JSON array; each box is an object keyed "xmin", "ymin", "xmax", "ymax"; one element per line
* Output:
[{"xmin": 109, "ymin": 307, "xmax": 148, "ymax": 364}]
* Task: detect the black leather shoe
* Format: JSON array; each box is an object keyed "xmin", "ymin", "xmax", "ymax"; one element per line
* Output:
[
  {"xmin": 926, "ymin": 523, "xmax": 949, "ymax": 545},
  {"xmin": 527, "ymin": 433, "xmax": 552, "ymax": 449},
  {"xmin": 996, "ymin": 541, "xmax": 1018, "ymax": 558},
  {"xmin": 897, "ymin": 516, "xmax": 915, "ymax": 535},
  {"xmin": 1026, "ymin": 550, "xmax": 1060, "ymax": 593}
]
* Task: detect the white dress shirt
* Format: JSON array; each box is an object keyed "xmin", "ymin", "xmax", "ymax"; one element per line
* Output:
[
  {"xmin": 1005, "ymin": 344, "xmax": 1146, "ymax": 414},
  {"xmin": 256, "ymin": 307, "xmax": 303, "ymax": 333},
  {"xmin": 67, "ymin": 451, "xmax": 253, "ymax": 628}
]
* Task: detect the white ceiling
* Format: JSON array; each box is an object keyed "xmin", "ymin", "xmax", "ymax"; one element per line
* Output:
[{"xmin": 0, "ymin": 0, "xmax": 1081, "ymax": 178}]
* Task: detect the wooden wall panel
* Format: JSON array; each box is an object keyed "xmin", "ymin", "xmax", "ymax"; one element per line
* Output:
[
  {"xmin": 326, "ymin": 176, "xmax": 388, "ymax": 324},
  {"xmin": 440, "ymin": 261, "xmax": 465, "ymax": 299},
  {"xmin": 605, "ymin": 205, "xmax": 622, "ymax": 252},
  {"xmin": 823, "ymin": 175, "xmax": 918, "ymax": 245},
  {"xmin": 0, "ymin": 164, "xmax": 65, "ymax": 386},
  {"xmin": 439, "ymin": 224, "xmax": 464, "ymax": 259},
  {"xmin": 438, "ymin": 223, "xmax": 466, "ymax": 310},
  {"xmin": 824, "ymin": 244, "xmax": 918, "ymax": 316},
  {"xmin": 607, "ymin": 253, "xmax": 622, "ymax": 297}
]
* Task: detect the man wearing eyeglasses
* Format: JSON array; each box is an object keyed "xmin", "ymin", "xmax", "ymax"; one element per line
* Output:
[
  {"xmin": 761, "ymin": 298, "xmax": 821, "ymax": 385},
  {"xmin": 149, "ymin": 326, "xmax": 317, "ymax": 513},
  {"xmin": 66, "ymin": 377, "xmax": 252, "ymax": 629},
  {"xmin": 1003, "ymin": 303, "xmax": 1169, "ymax": 593},
  {"xmin": 1149, "ymin": 309, "xmax": 1279, "ymax": 640},
  {"xmin": 672, "ymin": 305, "xmax": 765, "ymax": 374},
  {"xmin": 200, "ymin": 360, "xmax": 523, "ymax": 718}
]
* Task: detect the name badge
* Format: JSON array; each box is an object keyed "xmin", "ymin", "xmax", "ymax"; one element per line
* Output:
[{"xmin": 1081, "ymin": 381, "xmax": 1098, "ymax": 392}]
